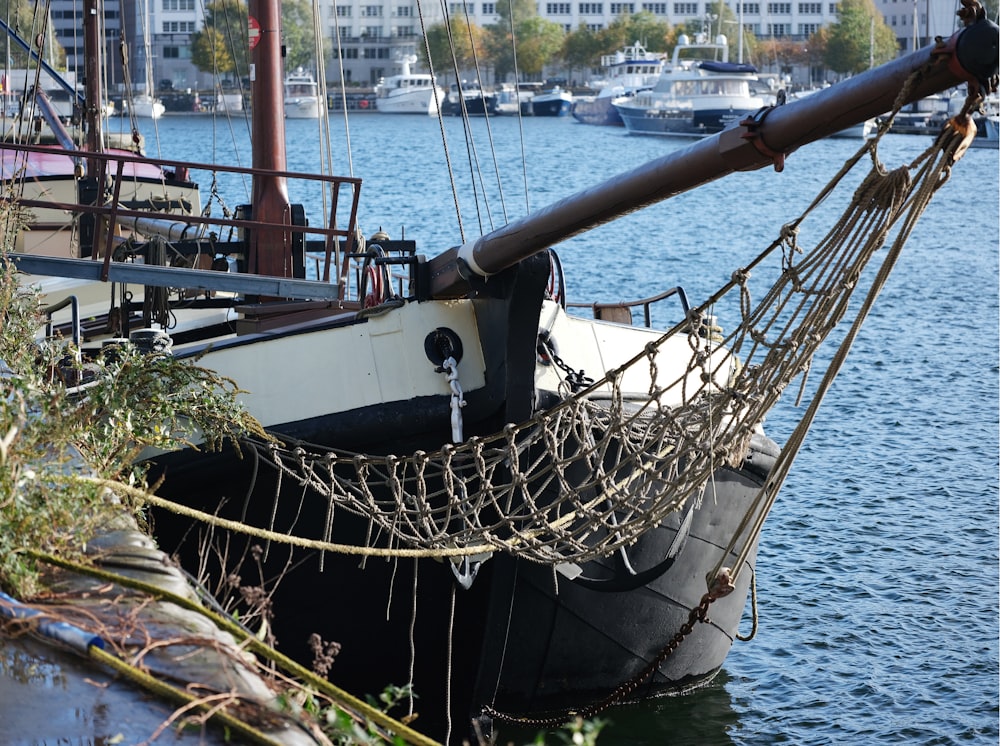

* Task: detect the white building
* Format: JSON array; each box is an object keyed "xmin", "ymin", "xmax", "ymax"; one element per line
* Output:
[{"xmin": 39, "ymin": 1, "xmax": 971, "ymax": 97}]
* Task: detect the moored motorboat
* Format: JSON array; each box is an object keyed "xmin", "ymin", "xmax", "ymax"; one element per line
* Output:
[
  {"xmin": 614, "ymin": 32, "xmax": 765, "ymax": 137},
  {"xmin": 571, "ymin": 41, "xmax": 664, "ymax": 126},
  {"xmin": 375, "ymin": 54, "xmax": 445, "ymax": 115},
  {"xmin": 529, "ymin": 86, "xmax": 572, "ymax": 116},
  {"xmin": 283, "ymin": 67, "xmax": 322, "ymax": 119}
]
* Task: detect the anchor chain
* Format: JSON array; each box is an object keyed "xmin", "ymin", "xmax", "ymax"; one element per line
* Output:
[
  {"xmin": 537, "ymin": 332, "xmax": 594, "ymax": 393},
  {"xmin": 481, "ymin": 569, "xmax": 737, "ymax": 728}
]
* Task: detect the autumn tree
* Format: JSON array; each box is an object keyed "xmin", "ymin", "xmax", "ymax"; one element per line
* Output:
[{"xmin": 824, "ymin": 0, "xmax": 897, "ymax": 75}]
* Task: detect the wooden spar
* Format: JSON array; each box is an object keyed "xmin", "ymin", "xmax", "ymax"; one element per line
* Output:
[
  {"xmin": 427, "ymin": 16, "xmax": 998, "ymax": 299},
  {"xmin": 83, "ymin": 0, "xmax": 104, "ymax": 173},
  {"xmin": 248, "ymin": 0, "xmax": 293, "ymax": 279}
]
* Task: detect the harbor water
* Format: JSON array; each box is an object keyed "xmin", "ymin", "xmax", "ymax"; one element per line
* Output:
[{"xmin": 116, "ymin": 112, "xmax": 998, "ymax": 745}]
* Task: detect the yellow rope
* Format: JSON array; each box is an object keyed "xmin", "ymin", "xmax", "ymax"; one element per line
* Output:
[
  {"xmin": 87, "ymin": 645, "xmax": 286, "ymax": 746},
  {"xmin": 27, "ymin": 549, "xmax": 443, "ymax": 746}
]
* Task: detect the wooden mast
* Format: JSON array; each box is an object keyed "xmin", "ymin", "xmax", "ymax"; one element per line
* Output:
[
  {"xmin": 247, "ymin": 0, "xmax": 293, "ymax": 279},
  {"xmin": 82, "ymin": 0, "xmax": 104, "ymax": 175}
]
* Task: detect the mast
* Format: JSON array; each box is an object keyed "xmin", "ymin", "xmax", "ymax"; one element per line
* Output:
[
  {"xmin": 248, "ymin": 0, "xmax": 293, "ymax": 279},
  {"xmin": 83, "ymin": 0, "xmax": 104, "ymax": 172}
]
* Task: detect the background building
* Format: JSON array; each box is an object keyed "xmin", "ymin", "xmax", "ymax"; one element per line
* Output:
[{"xmin": 41, "ymin": 1, "xmax": 972, "ymax": 96}]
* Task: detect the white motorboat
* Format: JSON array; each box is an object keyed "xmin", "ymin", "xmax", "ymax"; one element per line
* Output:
[
  {"xmin": 614, "ymin": 33, "xmax": 765, "ymax": 137},
  {"xmin": 374, "ymin": 54, "xmax": 444, "ymax": 115}
]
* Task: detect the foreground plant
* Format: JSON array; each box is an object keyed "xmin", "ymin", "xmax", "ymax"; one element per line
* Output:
[{"xmin": 0, "ymin": 257, "xmax": 263, "ymax": 596}]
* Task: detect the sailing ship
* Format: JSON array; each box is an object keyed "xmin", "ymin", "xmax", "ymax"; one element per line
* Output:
[
  {"xmin": 614, "ymin": 32, "xmax": 765, "ymax": 137},
  {"xmin": 571, "ymin": 41, "xmax": 665, "ymax": 126},
  {"xmin": 4, "ymin": 0, "xmax": 997, "ymax": 742}
]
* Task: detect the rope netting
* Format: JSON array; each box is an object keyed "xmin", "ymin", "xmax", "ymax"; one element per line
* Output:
[{"xmin": 239, "ymin": 92, "xmax": 980, "ymax": 569}]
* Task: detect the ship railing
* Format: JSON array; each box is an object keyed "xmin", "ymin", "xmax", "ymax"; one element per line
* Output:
[
  {"xmin": 1, "ymin": 139, "xmax": 362, "ymax": 302},
  {"xmin": 567, "ymin": 285, "xmax": 690, "ymax": 329}
]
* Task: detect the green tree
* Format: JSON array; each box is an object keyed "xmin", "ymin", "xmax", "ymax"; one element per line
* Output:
[
  {"xmin": 824, "ymin": 0, "xmax": 897, "ymax": 75},
  {"xmin": 423, "ymin": 17, "xmax": 489, "ymax": 81},
  {"xmin": 190, "ymin": 0, "xmax": 249, "ymax": 81},
  {"xmin": 488, "ymin": 15, "xmax": 564, "ymax": 80},
  {"xmin": 605, "ymin": 11, "xmax": 673, "ymax": 53},
  {"xmin": 282, "ymin": 0, "xmax": 328, "ymax": 74},
  {"xmin": 0, "ymin": 0, "xmax": 66, "ymax": 71},
  {"xmin": 562, "ymin": 25, "xmax": 605, "ymax": 83}
]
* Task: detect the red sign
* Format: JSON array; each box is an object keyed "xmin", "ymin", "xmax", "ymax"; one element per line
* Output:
[{"xmin": 248, "ymin": 16, "xmax": 261, "ymax": 50}]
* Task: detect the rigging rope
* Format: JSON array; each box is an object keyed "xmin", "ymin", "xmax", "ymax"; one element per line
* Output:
[{"xmin": 201, "ymin": 79, "xmax": 979, "ymax": 580}]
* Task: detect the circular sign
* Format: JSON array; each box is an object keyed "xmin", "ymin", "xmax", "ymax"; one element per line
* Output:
[{"xmin": 248, "ymin": 16, "xmax": 261, "ymax": 50}]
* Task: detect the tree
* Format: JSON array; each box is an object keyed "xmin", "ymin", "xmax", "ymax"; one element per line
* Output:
[
  {"xmin": 190, "ymin": 0, "xmax": 249, "ymax": 81},
  {"xmin": 0, "ymin": 0, "xmax": 66, "ymax": 71},
  {"xmin": 488, "ymin": 15, "xmax": 564, "ymax": 80},
  {"xmin": 604, "ymin": 11, "xmax": 673, "ymax": 53},
  {"xmin": 282, "ymin": 0, "xmax": 327, "ymax": 73},
  {"xmin": 562, "ymin": 25, "xmax": 605, "ymax": 83},
  {"xmin": 824, "ymin": 0, "xmax": 897, "ymax": 75},
  {"xmin": 423, "ymin": 17, "xmax": 489, "ymax": 81}
]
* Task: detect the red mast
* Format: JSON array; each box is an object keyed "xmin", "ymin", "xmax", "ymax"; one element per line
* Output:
[{"xmin": 247, "ymin": 0, "xmax": 292, "ymax": 279}]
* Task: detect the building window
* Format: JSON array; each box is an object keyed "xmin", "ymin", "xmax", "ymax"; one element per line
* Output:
[
  {"xmin": 162, "ymin": 0, "xmax": 195, "ymax": 10},
  {"xmin": 767, "ymin": 22, "xmax": 788, "ymax": 35},
  {"xmin": 610, "ymin": 3, "xmax": 635, "ymax": 13},
  {"xmin": 579, "ymin": 2, "xmax": 603, "ymax": 12},
  {"xmin": 393, "ymin": 24, "xmax": 415, "ymax": 36},
  {"xmin": 394, "ymin": 5, "xmax": 412, "ymax": 16},
  {"xmin": 338, "ymin": 46, "xmax": 359, "ymax": 57},
  {"xmin": 767, "ymin": 2, "xmax": 791, "ymax": 13},
  {"xmin": 546, "ymin": 3, "xmax": 572, "ymax": 13},
  {"xmin": 799, "ymin": 22, "xmax": 818, "ymax": 34},
  {"xmin": 828, "ymin": 2, "xmax": 839, "ymax": 12},
  {"xmin": 336, "ymin": 4, "xmax": 351, "ymax": 16},
  {"xmin": 736, "ymin": 2, "xmax": 759, "ymax": 12},
  {"xmin": 362, "ymin": 5, "xmax": 383, "ymax": 16},
  {"xmin": 797, "ymin": 2, "xmax": 821, "ymax": 12},
  {"xmin": 363, "ymin": 25, "xmax": 383, "ymax": 37},
  {"xmin": 642, "ymin": 3, "xmax": 667, "ymax": 13},
  {"xmin": 482, "ymin": 2, "xmax": 496, "ymax": 12},
  {"xmin": 163, "ymin": 46, "xmax": 179, "ymax": 58},
  {"xmin": 673, "ymin": 2, "xmax": 698, "ymax": 14},
  {"xmin": 161, "ymin": 20, "xmax": 195, "ymax": 32}
]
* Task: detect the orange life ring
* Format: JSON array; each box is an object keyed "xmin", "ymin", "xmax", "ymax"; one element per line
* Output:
[{"xmin": 359, "ymin": 98, "xmax": 369, "ymax": 109}]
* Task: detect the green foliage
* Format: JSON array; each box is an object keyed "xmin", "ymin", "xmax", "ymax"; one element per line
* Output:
[
  {"xmin": 282, "ymin": 0, "xmax": 329, "ymax": 74},
  {"xmin": 190, "ymin": 0, "xmax": 250, "ymax": 79},
  {"xmin": 531, "ymin": 717, "xmax": 608, "ymax": 745},
  {"xmin": 277, "ymin": 682, "xmax": 415, "ymax": 744},
  {"xmin": 423, "ymin": 17, "xmax": 489, "ymax": 80},
  {"xmin": 0, "ymin": 257, "xmax": 262, "ymax": 597},
  {"xmin": 824, "ymin": 0, "xmax": 898, "ymax": 75},
  {"xmin": 0, "ymin": 0, "xmax": 67, "ymax": 71}
]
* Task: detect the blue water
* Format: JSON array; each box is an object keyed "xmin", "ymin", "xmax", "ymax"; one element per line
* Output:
[{"xmin": 123, "ymin": 112, "xmax": 999, "ymax": 745}]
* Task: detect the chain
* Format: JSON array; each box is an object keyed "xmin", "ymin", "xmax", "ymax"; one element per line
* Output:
[
  {"xmin": 482, "ymin": 569, "xmax": 736, "ymax": 728},
  {"xmin": 537, "ymin": 333, "xmax": 594, "ymax": 393}
]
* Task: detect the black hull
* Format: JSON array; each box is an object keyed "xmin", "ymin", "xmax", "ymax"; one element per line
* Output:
[{"xmin": 149, "ymin": 428, "xmax": 777, "ymax": 742}]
